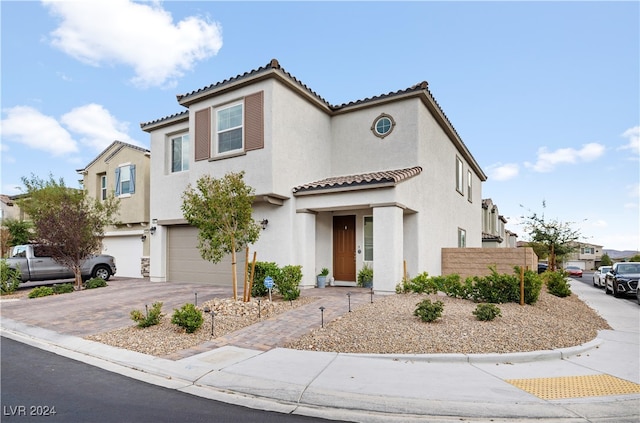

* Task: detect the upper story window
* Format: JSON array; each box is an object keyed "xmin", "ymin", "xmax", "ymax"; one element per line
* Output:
[
  {"xmin": 194, "ymin": 91, "xmax": 264, "ymax": 162},
  {"xmin": 456, "ymin": 156, "xmax": 464, "ymax": 194},
  {"xmin": 467, "ymin": 170, "xmax": 472, "ymax": 202},
  {"xmin": 171, "ymin": 134, "xmax": 190, "ymax": 172},
  {"xmin": 371, "ymin": 113, "xmax": 396, "ymax": 139},
  {"xmin": 217, "ymin": 103, "xmax": 243, "ymax": 154},
  {"xmin": 100, "ymin": 174, "xmax": 107, "ymax": 200},
  {"xmin": 115, "ymin": 164, "xmax": 135, "ymax": 196}
]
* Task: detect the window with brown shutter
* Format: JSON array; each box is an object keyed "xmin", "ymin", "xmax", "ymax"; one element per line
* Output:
[
  {"xmin": 194, "ymin": 108, "xmax": 211, "ymax": 161},
  {"xmin": 244, "ymin": 91, "xmax": 264, "ymax": 151}
]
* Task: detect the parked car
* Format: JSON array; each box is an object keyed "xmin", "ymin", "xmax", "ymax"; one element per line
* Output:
[
  {"xmin": 605, "ymin": 262, "xmax": 640, "ymax": 298},
  {"xmin": 537, "ymin": 263, "xmax": 548, "ymax": 274},
  {"xmin": 592, "ymin": 266, "xmax": 612, "ymax": 288},
  {"xmin": 6, "ymin": 244, "xmax": 116, "ymax": 282},
  {"xmin": 565, "ymin": 266, "xmax": 583, "ymax": 278}
]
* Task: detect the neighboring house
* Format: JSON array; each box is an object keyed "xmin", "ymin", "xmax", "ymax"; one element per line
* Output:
[
  {"xmin": 481, "ymin": 198, "xmax": 512, "ymax": 248},
  {"xmin": 0, "ymin": 194, "xmax": 20, "ymax": 223},
  {"xmin": 141, "ymin": 59, "xmax": 487, "ymax": 293},
  {"xmin": 77, "ymin": 141, "xmax": 151, "ymax": 278},
  {"xmin": 565, "ymin": 242, "xmax": 604, "ymax": 270}
]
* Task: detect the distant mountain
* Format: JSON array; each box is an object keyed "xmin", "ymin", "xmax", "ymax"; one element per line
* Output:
[{"xmin": 603, "ymin": 249, "xmax": 640, "ymax": 260}]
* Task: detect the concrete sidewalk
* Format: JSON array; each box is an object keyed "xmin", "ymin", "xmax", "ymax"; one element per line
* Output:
[{"xmin": 1, "ymin": 279, "xmax": 639, "ymax": 422}]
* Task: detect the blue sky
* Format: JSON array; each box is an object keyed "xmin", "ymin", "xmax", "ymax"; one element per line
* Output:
[{"xmin": 1, "ymin": 1, "xmax": 638, "ymax": 252}]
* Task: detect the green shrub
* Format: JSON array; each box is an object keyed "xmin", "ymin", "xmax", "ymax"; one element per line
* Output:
[
  {"xmin": 84, "ymin": 278, "xmax": 108, "ymax": 289},
  {"xmin": 473, "ymin": 303, "xmax": 502, "ymax": 321},
  {"xmin": 469, "ymin": 267, "xmax": 519, "ymax": 303},
  {"xmin": 250, "ymin": 261, "xmax": 282, "ymax": 297},
  {"xmin": 52, "ymin": 283, "xmax": 75, "ymax": 294},
  {"xmin": 357, "ymin": 263, "xmax": 373, "ymax": 287},
  {"xmin": 413, "ymin": 298, "xmax": 444, "ymax": 322},
  {"xmin": 544, "ymin": 271, "xmax": 572, "ymax": 297},
  {"xmin": 277, "ymin": 265, "xmax": 302, "ymax": 301},
  {"xmin": 1, "ymin": 260, "xmax": 21, "ymax": 295},
  {"xmin": 130, "ymin": 302, "xmax": 164, "ymax": 328},
  {"xmin": 396, "ymin": 272, "xmax": 439, "ymax": 294},
  {"xmin": 28, "ymin": 286, "xmax": 55, "ymax": 298},
  {"xmin": 171, "ymin": 303, "xmax": 204, "ymax": 333},
  {"xmin": 433, "ymin": 267, "xmax": 543, "ymax": 305}
]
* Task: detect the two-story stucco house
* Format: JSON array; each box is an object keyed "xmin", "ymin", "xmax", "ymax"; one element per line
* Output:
[
  {"xmin": 77, "ymin": 141, "xmax": 151, "ymax": 278},
  {"xmin": 141, "ymin": 59, "xmax": 487, "ymax": 293},
  {"xmin": 481, "ymin": 198, "xmax": 517, "ymax": 248}
]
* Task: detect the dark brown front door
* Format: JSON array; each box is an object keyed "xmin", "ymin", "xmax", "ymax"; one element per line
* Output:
[{"xmin": 333, "ymin": 215, "xmax": 356, "ymax": 281}]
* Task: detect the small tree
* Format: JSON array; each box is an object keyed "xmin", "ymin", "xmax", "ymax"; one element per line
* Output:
[
  {"xmin": 18, "ymin": 174, "xmax": 119, "ymax": 289},
  {"xmin": 630, "ymin": 254, "xmax": 640, "ymax": 262},
  {"xmin": 181, "ymin": 172, "xmax": 261, "ymax": 300},
  {"xmin": 2, "ymin": 218, "xmax": 33, "ymax": 253},
  {"xmin": 600, "ymin": 253, "xmax": 613, "ymax": 266},
  {"xmin": 520, "ymin": 201, "xmax": 582, "ymax": 271}
]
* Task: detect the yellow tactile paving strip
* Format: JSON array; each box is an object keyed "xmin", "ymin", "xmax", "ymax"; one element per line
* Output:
[{"xmin": 506, "ymin": 374, "xmax": 640, "ymax": 400}]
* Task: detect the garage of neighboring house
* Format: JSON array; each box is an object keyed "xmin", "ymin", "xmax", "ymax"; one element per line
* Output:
[
  {"xmin": 166, "ymin": 225, "xmax": 246, "ymax": 286},
  {"xmin": 102, "ymin": 235, "xmax": 143, "ymax": 278}
]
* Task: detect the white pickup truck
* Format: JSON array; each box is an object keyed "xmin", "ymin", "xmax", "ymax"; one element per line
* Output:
[{"xmin": 6, "ymin": 244, "xmax": 117, "ymax": 282}]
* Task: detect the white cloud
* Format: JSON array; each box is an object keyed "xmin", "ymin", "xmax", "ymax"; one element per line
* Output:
[
  {"xmin": 619, "ymin": 126, "xmax": 640, "ymax": 156},
  {"xmin": 43, "ymin": 0, "xmax": 223, "ymax": 88},
  {"xmin": 524, "ymin": 142, "xmax": 605, "ymax": 173},
  {"xmin": 61, "ymin": 104, "xmax": 140, "ymax": 151},
  {"xmin": 487, "ymin": 163, "xmax": 519, "ymax": 181},
  {"xmin": 1, "ymin": 106, "xmax": 78, "ymax": 156},
  {"xmin": 1, "ymin": 104, "xmax": 141, "ymax": 156},
  {"xmin": 591, "ymin": 219, "xmax": 608, "ymax": 228}
]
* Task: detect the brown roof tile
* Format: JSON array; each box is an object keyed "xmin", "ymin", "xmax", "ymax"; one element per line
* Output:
[{"xmin": 293, "ymin": 166, "xmax": 422, "ymax": 195}]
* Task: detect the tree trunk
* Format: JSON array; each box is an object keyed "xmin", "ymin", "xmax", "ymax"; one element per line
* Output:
[{"xmin": 74, "ymin": 267, "xmax": 83, "ymax": 290}]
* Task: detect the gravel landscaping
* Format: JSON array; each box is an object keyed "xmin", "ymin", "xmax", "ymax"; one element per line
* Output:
[
  {"xmin": 80, "ymin": 287, "xmax": 610, "ymax": 357},
  {"xmin": 286, "ymin": 290, "xmax": 610, "ymax": 354}
]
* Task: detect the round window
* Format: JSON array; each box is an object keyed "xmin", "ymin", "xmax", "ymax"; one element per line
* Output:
[{"xmin": 371, "ymin": 114, "xmax": 395, "ymax": 139}]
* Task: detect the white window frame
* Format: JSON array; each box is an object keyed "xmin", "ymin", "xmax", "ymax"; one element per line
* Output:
[
  {"xmin": 458, "ymin": 228, "xmax": 466, "ymax": 248},
  {"xmin": 467, "ymin": 170, "xmax": 472, "ymax": 202},
  {"xmin": 215, "ymin": 101, "xmax": 244, "ymax": 156},
  {"xmin": 115, "ymin": 163, "xmax": 135, "ymax": 197},
  {"xmin": 363, "ymin": 216, "xmax": 373, "ymax": 261},
  {"xmin": 170, "ymin": 133, "xmax": 189, "ymax": 173},
  {"xmin": 100, "ymin": 174, "xmax": 107, "ymax": 201},
  {"xmin": 456, "ymin": 156, "xmax": 464, "ymax": 195}
]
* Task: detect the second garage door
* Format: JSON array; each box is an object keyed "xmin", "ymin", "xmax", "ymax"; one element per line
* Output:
[{"xmin": 167, "ymin": 225, "xmax": 246, "ymax": 286}]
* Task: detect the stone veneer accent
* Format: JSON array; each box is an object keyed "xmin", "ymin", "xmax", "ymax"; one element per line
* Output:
[{"xmin": 141, "ymin": 257, "xmax": 150, "ymax": 277}]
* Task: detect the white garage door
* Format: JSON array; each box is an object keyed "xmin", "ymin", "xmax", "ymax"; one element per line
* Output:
[
  {"xmin": 102, "ymin": 235, "xmax": 143, "ymax": 278},
  {"xmin": 167, "ymin": 226, "xmax": 246, "ymax": 286}
]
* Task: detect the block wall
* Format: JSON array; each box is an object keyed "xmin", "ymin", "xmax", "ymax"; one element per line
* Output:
[{"xmin": 441, "ymin": 248, "xmax": 538, "ymax": 280}]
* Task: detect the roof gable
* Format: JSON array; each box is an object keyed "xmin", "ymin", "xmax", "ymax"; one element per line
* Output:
[{"xmin": 77, "ymin": 141, "xmax": 150, "ymax": 174}]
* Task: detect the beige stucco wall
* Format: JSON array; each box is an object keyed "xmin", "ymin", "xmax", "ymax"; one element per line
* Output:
[{"xmin": 441, "ymin": 247, "xmax": 538, "ymax": 280}]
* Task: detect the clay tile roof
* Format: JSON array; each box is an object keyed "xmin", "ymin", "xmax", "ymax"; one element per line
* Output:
[
  {"xmin": 482, "ymin": 232, "xmax": 503, "ymax": 242},
  {"xmin": 293, "ymin": 166, "xmax": 422, "ymax": 195}
]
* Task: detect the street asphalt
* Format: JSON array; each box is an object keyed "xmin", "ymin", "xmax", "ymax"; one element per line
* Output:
[{"xmin": 1, "ymin": 277, "xmax": 638, "ymax": 423}]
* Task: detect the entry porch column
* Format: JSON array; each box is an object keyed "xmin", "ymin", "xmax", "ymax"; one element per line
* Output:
[
  {"xmin": 373, "ymin": 205, "xmax": 404, "ymax": 294},
  {"xmin": 295, "ymin": 210, "xmax": 317, "ymax": 289}
]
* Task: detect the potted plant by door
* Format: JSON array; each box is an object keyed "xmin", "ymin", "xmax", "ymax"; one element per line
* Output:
[
  {"xmin": 317, "ymin": 268, "xmax": 329, "ymax": 288},
  {"xmin": 357, "ymin": 263, "xmax": 373, "ymax": 288}
]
